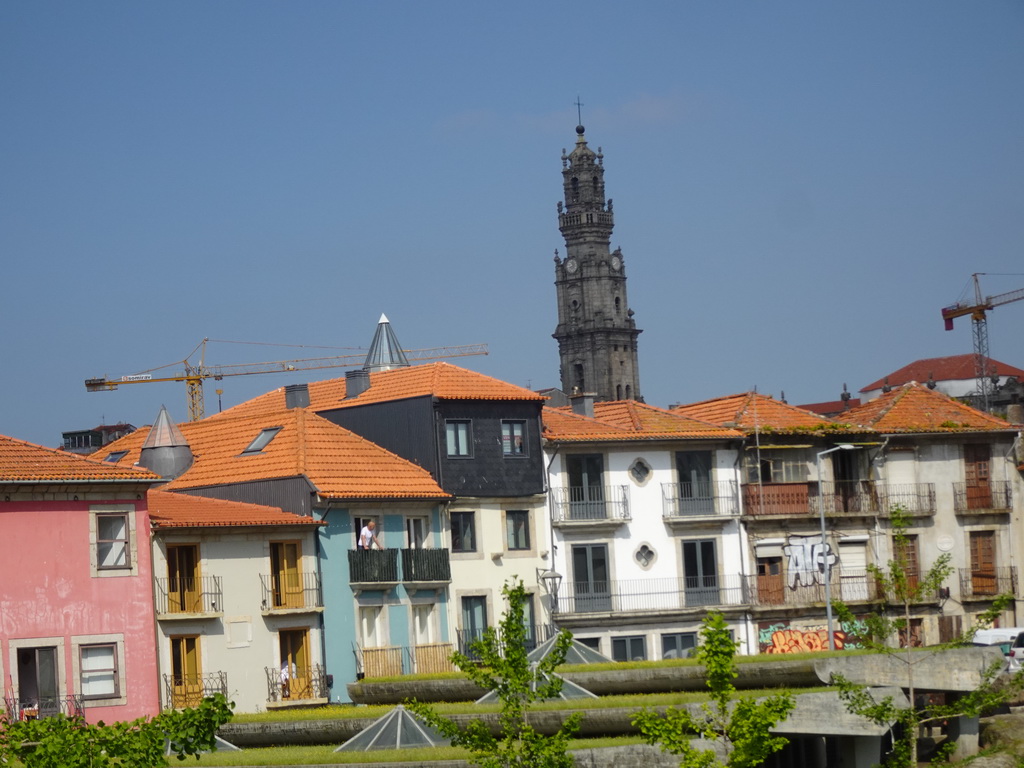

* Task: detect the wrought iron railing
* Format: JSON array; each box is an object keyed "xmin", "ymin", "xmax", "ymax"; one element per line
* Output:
[
  {"xmin": 348, "ymin": 549, "xmax": 399, "ymax": 583},
  {"xmin": 162, "ymin": 671, "xmax": 227, "ymax": 709},
  {"xmin": 662, "ymin": 480, "xmax": 739, "ymax": 519},
  {"xmin": 456, "ymin": 623, "xmax": 559, "ymax": 659},
  {"xmin": 353, "ymin": 642, "xmax": 459, "ymax": 678},
  {"xmin": 741, "ymin": 483, "xmax": 813, "ymax": 516},
  {"xmin": 953, "ymin": 481, "xmax": 1012, "ymax": 513},
  {"xmin": 155, "ymin": 575, "xmax": 223, "ymax": 615},
  {"xmin": 551, "ymin": 485, "xmax": 630, "ymax": 523},
  {"xmin": 958, "ymin": 566, "xmax": 1017, "ymax": 599},
  {"xmin": 2, "ymin": 694, "xmax": 83, "ymax": 721},
  {"xmin": 264, "ymin": 664, "xmax": 328, "ymax": 703},
  {"xmin": 745, "ymin": 569, "xmax": 882, "ymax": 608},
  {"xmin": 260, "ymin": 571, "xmax": 323, "ymax": 611},
  {"xmin": 401, "ymin": 548, "xmax": 452, "ymax": 582},
  {"xmin": 878, "ymin": 483, "xmax": 936, "ymax": 516},
  {"xmin": 551, "ymin": 575, "xmax": 748, "ymax": 615},
  {"xmin": 816, "ymin": 481, "xmax": 879, "ymax": 515}
]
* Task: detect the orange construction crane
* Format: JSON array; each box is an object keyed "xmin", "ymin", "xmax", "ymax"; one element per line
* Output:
[
  {"xmin": 941, "ymin": 273, "xmax": 1024, "ymax": 411},
  {"xmin": 85, "ymin": 338, "xmax": 488, "ymax": 421}
]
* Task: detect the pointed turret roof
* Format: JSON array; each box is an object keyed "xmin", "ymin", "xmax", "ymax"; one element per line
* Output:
[
  {"xmin": 141, "ymin": 405, "xmax": 188, "ymax": 448},
  {"xmin": 363, "ymin": 314, "xmax": 410, "ymax": 372}
]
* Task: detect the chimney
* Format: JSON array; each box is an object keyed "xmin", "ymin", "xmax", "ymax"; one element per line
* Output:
[
  {"xmin": 346, "ymin": 369, "xmax": 371, "ymax": 399},
  {"xmin": 1007, "ymin": 402, "xmax": 1023, "ymax": 426},
  {"xmin": 570, "ymin": 391, "xmax": 596, "ymax": 418},
  {"xmin": 284, "ymin": 383, "xmax": 310, "ymax": 409}
]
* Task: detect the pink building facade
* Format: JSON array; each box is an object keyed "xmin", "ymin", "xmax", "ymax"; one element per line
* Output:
[{"xmin": 0, "ymin": 435, "xmax": 161, "ymax": 723}]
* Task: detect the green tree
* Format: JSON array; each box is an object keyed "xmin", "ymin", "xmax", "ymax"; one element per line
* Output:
[
  {"xmin": 0, "ymin": 693, "xmax": 234, "ymax": 768},
  {"xmin": 831, "ymin": 506, "xmax": 1024, "ymax": 767},
  {"xmin": 633, "ymin": 611, "xmax": 794, "ymax": 768},
  {"xmin": 407, "ymin": 578, "xmax": 582, "ymax": 768}
]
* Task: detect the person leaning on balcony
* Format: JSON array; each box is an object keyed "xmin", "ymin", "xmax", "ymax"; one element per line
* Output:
[{"xmin": 359, "ymin": 520, "xmax": 382, "ymax": 550}]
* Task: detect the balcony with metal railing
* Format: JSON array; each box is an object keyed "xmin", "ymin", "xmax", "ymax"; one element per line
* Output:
[
  {"xmin": 745, "ymin": 569, "xmax": 882, "ymax": 609},
  {"xmin": 348, "ymin": 549, "xmax": 399, "ymax": 589},
  {"xmin": 551, "ymin": 575, "xmax": 748, "ymax": 619},
  {"xmin": 162, "ymin": 671, "xmax": 227, "ymax": 709},
  {"xmin": 878, "ymin": 483, "xmax": 936, "ymax": 517},
  {"xmin": 958, "ymin": 566, "xmax": 1017, "ymax": 600},
  {"xmin": 953, "ymin": 481, "xmax": 1012, "ymax": 515},
  {"xmin": 551, "ymin": 485, "xmax": 630, "ymax": 530},
  {"xmin": 155, "ymin": 575, "xmax": 223, "ymax": 618},
  {"xmin": 401, "ymin": 548, "xmax": 451, "ymax": 585},
  {"xmin": 353, "ymin": 642, "xmax": 459, "ymax": 678},
  {"xmin": 260, "ymin": 572, "xmax": 323, "ymax": 614},
  {"xmin": 662, "ymin": 480, "xmax": 739, "ymax": 526},
  {"xmin": 264, "ymin": 664, "xmax": 328, "ymax": 706},
  {"xmin": 2, "ymin": 694, "xmax": 83, "ymax": 721}
]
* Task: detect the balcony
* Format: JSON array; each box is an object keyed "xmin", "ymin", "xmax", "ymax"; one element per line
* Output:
[
  {"xmin": 155, "ymin": 576, "xmax": 223, "ymax": 618},
  {"xmin": 958, "ymin": 566, "xmax": 1017, "ymax": 600},
  {"xmin": 162, "ymin": 671, "xmax": 227, "ymax": 709},
  {"xmin": 264, "ymin": 664, "xmax": 328, "ymax": 706},
  {"xmin": 878, "ymin": 483, "xmax": 936, "ymax": 517},
  {"xmin": 354, "ymin": 642, "xmax": 458, "ymax": 678},
  {"xmin": 551, "ymin": 485, "xmax": 630, "ymax": 530},
  {"xmin": 742, "ymin": 482, "xmax": 813, "ymax": 517},
  {"xmin": 743, "ymin": 481, "xmax": 888, "ymax": 518},
  {"xmin": 348, "ymin": 549, "xmax": 399, "ymax": 590},
  {"xmin": 551, "ymin": 575, "xmax": 748, "ymax": 618},
  {"xmin": 260, "ymin": 572, "xmax": 324, "ymax": 614},
  {"xmin": 662, "ymin": 481, "xmax": 739, "ymax": 526},
  {"xmin": 746, "ymin": 569, "xmax": 882, "ymax": 609},
  {"xmin": 401, "ymin": 548, "xmax": 451, "ymax": 586},
  {"xmin": 2, "ymin": 694, "xmax": 83, "ymax": 721},
  {"xmin": 953, "ymin": 481, "xmax": 1012, "ymax": 515}
]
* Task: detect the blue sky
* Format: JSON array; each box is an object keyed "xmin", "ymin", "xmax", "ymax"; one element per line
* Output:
[{"xmin": 2, "ymin": 2, "xmax": 1022, "ymax": 447}]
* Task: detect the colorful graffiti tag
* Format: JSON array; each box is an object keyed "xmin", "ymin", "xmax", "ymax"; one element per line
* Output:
[
  {"xmin": 757, "ymin": 617, "xmax": 868, "ymax": 654},
  {"xmin": 781, "ymin": 534, "xmax": 836, "ymax": 588}
]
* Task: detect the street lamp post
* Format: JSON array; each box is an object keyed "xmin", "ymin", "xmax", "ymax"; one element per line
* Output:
[{"xmin": 817, "ymin": 444, "xmax": 856, "ymax": 651}]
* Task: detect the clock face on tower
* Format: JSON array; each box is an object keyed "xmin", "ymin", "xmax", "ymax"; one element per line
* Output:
[
  {"xmin": 610, "ymin": 255, "xmax": 621, "ymax": 271},
  {"xmin": 565, "ymin": 258, "xmax": 578, "ymax": 274}
]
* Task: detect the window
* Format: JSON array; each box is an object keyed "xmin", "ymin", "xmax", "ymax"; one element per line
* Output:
[
  {"xmin": 279, "ymin": 629, "xmax": 312, "ymax": 700},
  {"xmin": 242, "ymin": 426, "xmax": 282, "ymax": 454},
  {"xmin": 662, "ymin": 633, "xmax": 697, "ymax": 660},
  {"xmin": 629, "ymin": 459, "xmax": 651, "ymax": 484},
  {"xmin": 634, "ymin": 543, "xmax": 656, "ymax": 568},
  {"xmin": 97, "ymin": 513, "xmax": 130, "ymax": 569},
  {"xmin": 682, "ymin": 539, "xmax": 719, "ymax": 606},
  {"xmin": 412, "ymin": 603, "xmax": 437, "ymax": 645},
  {"xmin": 461, "ymin": 596, "xmax": 488, "ymax": 642},
  {"xmin": 166, "ymin": 544, "xmax": 201, "ymax": 613},
  {"xmin": 80, "ymin": 644, "xmax": 118, "ymax": 699},
  {"xmin": 169, "ymin": 636, "xmax": 202, "ymax": 708},
  {"xmin": 501, "ymin": 421, "xmax": 526, "ymax": 456},
  {"xmin": 359, "ymin": 605, "xmax": 385, "ymax": 647},
  {"xmin": 894, "ymin": 534, "xmax": 920, "ymax": 592},
  {"xmin": 451, "ymin": 512, "xmax": 476, "ymax": 552},
  {"xmin": 612, "ymin": 635, "xmax": 646, "ymax": 662},
  {"xmin": 406, "ymin": 517, "xmax": 428, "ymax": 549},
  {"xmin": 104, "ymin": 451, "xmax": 128, "ymax": 463},
  {"xmin": 445, "ymin": 420, "xmax": 472, "ymax": 457},
  {"xmin": 506, "ymin": 510, "xmax": 530, "ymax": 550},
  {"xmin": 743, "ymin": 452, "xmax": 809, "ymax": 483}
]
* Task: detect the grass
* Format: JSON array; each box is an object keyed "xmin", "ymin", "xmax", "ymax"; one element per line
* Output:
[{"xmin": 190, "ymin": 736, "xmax": 646, "ymax": 765}]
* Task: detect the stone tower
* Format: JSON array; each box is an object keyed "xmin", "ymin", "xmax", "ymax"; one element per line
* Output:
[{"xmin": 553, "ymin": 124, "xmax": 642, "ymax": 402}]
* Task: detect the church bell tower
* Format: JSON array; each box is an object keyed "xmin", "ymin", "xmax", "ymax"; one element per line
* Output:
[{"xmin": 553, "ymin": 123, "xmax": 642, "ymax": 402}]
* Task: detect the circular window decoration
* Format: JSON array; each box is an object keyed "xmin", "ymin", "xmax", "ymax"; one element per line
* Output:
[
  {"xmin": 629, "ymin": 458, "xmax": 652, "ymax": 485},
  {"xmin": 634, "ymin": 543, "xmax": 656, "ymax": 569}
]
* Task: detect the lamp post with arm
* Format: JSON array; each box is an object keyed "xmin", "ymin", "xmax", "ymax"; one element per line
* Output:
[{"xmin": 817, "ymin": 444, "xmax": 856, "ymax": 651}]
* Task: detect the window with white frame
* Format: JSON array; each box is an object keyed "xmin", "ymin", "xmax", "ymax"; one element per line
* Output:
[
  {"xmin": 79, "ymin": 644, "xmax": 119, "ymax": 699},
  {"xmin": 359, "ymin": 605, "xmax": 386, "ymax": 648},
  {"xmin": 445, "ymin": 420, "xmax": 472, "ymax": 457},
  {"xmin": 743, "ymin": 451, "xmax": 809, "ymax": 483},
  {"xmin": 501, "ymin": 421, "xmax": 526, "ymax": 456},
  {"xmin": 90, "ymin": 506, "xmax": 137, "ymax": 577},
  {"xmin": 412, "ymin": 603, "xmax": 436, "ymax": 645}
]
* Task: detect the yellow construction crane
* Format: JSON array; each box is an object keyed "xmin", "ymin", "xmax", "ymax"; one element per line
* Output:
[
  {"xmin": 85, "ymin": 338, "xmax": 488, "ymax": 421},
  {"xmin": 941, "ymin": 273, "xmax": 1024, "ymax": 411}
]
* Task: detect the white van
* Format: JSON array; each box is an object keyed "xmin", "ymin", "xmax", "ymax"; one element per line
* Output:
[{"xmin": 973, "ymin": 628, "xmax": 1024, "ymax": 670}]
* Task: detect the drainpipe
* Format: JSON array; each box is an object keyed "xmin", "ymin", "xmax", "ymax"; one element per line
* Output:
[{"xmin": 313, "ymin": 502, "xmax": 333, "ymax": 701}]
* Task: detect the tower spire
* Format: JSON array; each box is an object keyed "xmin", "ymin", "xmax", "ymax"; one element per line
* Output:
[{"xmin": 552, "ymin": 123, "xmax": 642, "ymax": 402}]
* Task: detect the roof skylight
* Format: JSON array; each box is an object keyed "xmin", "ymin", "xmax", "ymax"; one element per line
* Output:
[{"xmin": 242, "ymin": 427, "xmax": 282, "ymax": 454}]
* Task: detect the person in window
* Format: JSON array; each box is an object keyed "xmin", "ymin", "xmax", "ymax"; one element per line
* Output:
[{"xmin": 359, "ymin": 520, "xmax": 382, "ymax": 550}]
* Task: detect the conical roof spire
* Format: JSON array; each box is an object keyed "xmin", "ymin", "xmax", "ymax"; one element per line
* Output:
[
  {"xmin": 141, "ymin": 405, "xmax": 188, "ymax": 449},
  {"xmin": 363, "ymin": 314, "xmax": 410, "ymax": 372}
]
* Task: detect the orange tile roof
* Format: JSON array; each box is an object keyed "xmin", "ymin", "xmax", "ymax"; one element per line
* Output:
[
  {"xmin": 671, "ymin": 392, "xmax": 848, "ymax": 433},
  {"xmin": 98, "ymin": 409, "xmax": 449, "ymax": 500},
  {"xmin": 861, "ymin": 354, "xmax": 1024, "ymax": 392},
  {"xmin": 0, "ymin": 433, "xmax": 160, "ymax": 483},
  {"xmin": 841, "ymin": 382, "xmax": 1015, "ymax": 433},
  {"xmin": 148, "ymin": 490, "xmax": 322, "ymax": 528},
  {"xmin": 543, "ymin": 402, "xmax": 742, "ymax": 442},
  {"xmin": 209, "ymin": 362, "xmax": 544, "ymax": 421}
]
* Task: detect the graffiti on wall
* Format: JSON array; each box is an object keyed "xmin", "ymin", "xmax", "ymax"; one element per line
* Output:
[
  {"xmin": 757, "ymin": 617, "xmax": 868, "ymax": 654},
  {"xmin": 781, "ymin": 534, "xmax": 836, "ymax": 589}
]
